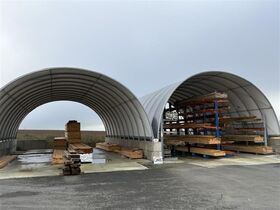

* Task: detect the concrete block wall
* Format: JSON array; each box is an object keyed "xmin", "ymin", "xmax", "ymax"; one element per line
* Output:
[
  {"xmin": 105, "ymin": 137, "xmax": 163, "ymax": 161},
  {"xmin": 16, "ymin": 140, "xmax": 51, "ymax": 151}
]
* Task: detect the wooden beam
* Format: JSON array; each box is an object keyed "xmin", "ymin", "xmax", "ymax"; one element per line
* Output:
[
  {"xmin": 164, "ymin": 139, "xmax": 185, "ymax": 146},
  {"xmin": 177, "ymin": 92, "xmax": 228, "ymax": 106},
  {"xmin": 164, "ymin": 123, "xmax": 221, "ymax": 130},
  {"xmin": 222, "ymin": 135, "xmax": 264, "ymax": 143},
  {"xmin": 69, "ymin": 143, "xmax": 93, "ymax": 154},
  {"xmin": 164, "ymin": 135, "xmax": 221, "ymax": 144},
  {"xmin": 96, "ymin": 142, "xmax": 121, "ymax": 152},
  {"xmin": 119, "ymin": 148, "xmax": 143, "ymax": 159},
  {"xmin": 175, "ymin": 146, "xmax": 226, "ymax": 157},
  {"xmin": 222, "ymin": 145, "xmax": 273, "ymax": 154}
]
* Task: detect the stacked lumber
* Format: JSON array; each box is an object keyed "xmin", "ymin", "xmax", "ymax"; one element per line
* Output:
[
  {"xmin": 177, "ymin": 92, "xmax": 228, "ymax": 105},
  {"xmin": 63, "ymin": 150, "xmax": 81, "ymax": 175},
  {"xmin": 164, "ymin": 123, "xmax": 221, "ymax": 130},
  {"xmin": 96, "ymin": 142, "xmax": 121, "ymax": 152},
  {"xmin": 222, "ymin": 135, "xmax": 264, "ymax": 143},
  {"xmin": 53, "ymin": 137, "xmax": 67, "ymax": 149},
  {"xmin": 69, "ymin": 143, "xmax": 93, "ymax": 154},
  {"xmin": 175, "ymin": 146, "xmax": 226, "ymax": 157},
  {"xmin": 119, "ymin": 148, "xmax": 144, "ymax": 159},
  {"xmin": 222, "ymin": 145, "xmax": 273, "ymax": 155},
  {"xmin": 52, "ymin": 149, "xmax": 64, "ymax": 164},
  {"xmin": 221, "ymin": 116, "xmax": 259, "ymax": 122},
  {"xmin": 65, "ymin": 120, "xmax": 81, "ymax": 144},
  {"xmin": 0, "ymin": 155, "xmax": 17, "ymax": 169},
  {"xmin": 164, "ymin": 139, "xmax": 185, "ymax": 146},
  {"xmin": 165, "ymin": 135, "xmax": 221, "ymax": 144}
]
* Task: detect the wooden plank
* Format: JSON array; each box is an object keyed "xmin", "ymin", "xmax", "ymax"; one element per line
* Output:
[
  {"xmin": 164, "ymin": 139, "xmax": 185, "ymax": 146},
  {"xmin": 52, "ymin": 149, "xmax": 64, "ymax": 164},
  {"xmin": 222, "ymin": 135, "xmax": 264, "ymax": 143},
  {"xmin": 222, "ymin": 145, "xmax": 273, "ymax": 154},
  {"xmin": 175, "ymin": 146, "xmax": 226, "ymax": 157},
  {"xmin": 69, "ymin": 143, "xmax": 93, "ymax": 154},
  {"xmin": 0, "ymin": 155, "xmax": 17, "ymax": 169},
  {"xmin": 119, "ymin": 148, "xmax": 143, "ymax": 159},
  {"xmin": 177, "ymin": 92, "xmax": 228, "ymax": 106},
  {"xmin": 65, "ymin": 120, "xmax": 80, "ymax": 132},
  {"xmin": 164, "ymin": 123, "xmax": 221, "ymax": 130},
  {"xmin": 164, "ymin": 135, "xmax": 221, "ymax": 144},
  {"xmin": 221, "ymin": 116, "xmax": 259, "ymax": 122},
  {"xmin": 234, "ymin": 128, "xmax": 264, "ymax": 131},
  {"xmin": 96, "ymin": 142, "xmax": 121, "ymax": 152}
]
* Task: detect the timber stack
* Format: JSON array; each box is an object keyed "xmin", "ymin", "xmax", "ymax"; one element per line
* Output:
[
  {"xmin": 52, "ymin": 137, "xmax": 67, "ymax": 164},
  {"xmin": 163, "ymin": 91, "xmax": 273, "ymax": 158},
  {"xmin": 63, "ymin": 149, "xmax": 81, "ymax": 175}
]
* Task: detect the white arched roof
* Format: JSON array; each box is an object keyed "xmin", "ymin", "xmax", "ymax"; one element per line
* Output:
[
  {"xmin": 140, "ymin": 71, "xmax": 280, "ymax": 138},
  {"xmin": 0, "ymin": 68, "xmax": 153, "ymax": 141}
]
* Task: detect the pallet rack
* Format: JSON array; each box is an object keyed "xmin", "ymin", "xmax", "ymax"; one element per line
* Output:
[
  {"xmin": 163, "ymin": 91, "xmax": 273, "ymax": 158},
  {"xmin": 163, "ymin": 92, "xmax": 227, "ymax": 158}
]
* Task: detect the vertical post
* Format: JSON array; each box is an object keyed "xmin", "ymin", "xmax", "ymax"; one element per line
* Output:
[
  {"xmin": 263, "ymin": 116, "xmax": 268, "ymax": 146},
  {"xmin": 214, "ymin": 100, "xmax": 221, "ymax": 150}
]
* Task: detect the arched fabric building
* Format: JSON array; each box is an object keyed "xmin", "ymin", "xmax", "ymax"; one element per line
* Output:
[
  {"xmin": 0, "ymin": 68, "xmax": 161, "ymax": 160},
  {"xmin": 140, "ymin": 71, "xmax": 280, "ymax": 142}
]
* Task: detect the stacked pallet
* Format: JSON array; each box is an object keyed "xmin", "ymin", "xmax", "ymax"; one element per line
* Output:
[
  {"xmin": 65, "ymin": 120, "xmax": 81, "ymax": 144},
  {"xmin": 63, "ymin": 149, "xmax": 81, "ymax": 175}
]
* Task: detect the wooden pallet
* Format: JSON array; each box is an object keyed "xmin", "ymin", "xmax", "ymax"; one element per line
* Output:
[
  {"xmin": 222, "ymin": 145, "xmax": 273, "ymax": 154},
  {"xmin": 119, "ymin": 148, "xmax": 144, "ymax": 159},
  {"xmin": 175, "ymin": 146, "xmax": 226, "ymax": 157},
  {"xmin": 222, "ymin": 135, "xmax": 264, "ymax": 143},
  {"xmin": 0, "ymin": 155, "xmax": 17, "ymax": 169},
  {"xmin": 96, "ymin": 142, "xmax": 121, "ymax": 152},
  {"xmin": 165, "ymin": 135, "xmax": 221, "ymax": 144},
  {"xmin": 69, "ymin": 143, "xmax": 93, "ymax": 154}
]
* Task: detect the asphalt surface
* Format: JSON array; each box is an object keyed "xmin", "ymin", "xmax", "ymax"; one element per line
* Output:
[{"xmin": 0, "ymin": 162, "xmax": 279, "ymax": 210}]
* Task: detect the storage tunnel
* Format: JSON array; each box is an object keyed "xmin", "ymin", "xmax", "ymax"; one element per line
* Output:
[
  {"xmin": 0, "ymin": 68, "xmax": 161, "ymax": 160},
  {"xmin": 140, "ymin": 71, "xmax": 280, "ymax": 156}
]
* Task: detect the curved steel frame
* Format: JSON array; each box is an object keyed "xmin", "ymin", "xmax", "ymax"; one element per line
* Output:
[
  {"xmin": 140, "ymin": 71, "xmax": 280, "ymax": 138},
  {"xmin": 0, "ymin": 68, "xmax": 153, "ymax": 141}
]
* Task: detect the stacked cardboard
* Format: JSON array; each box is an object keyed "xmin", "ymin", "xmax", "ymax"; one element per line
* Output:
[{"xmin": 63, "ymin": 149, "xmax": 81, "ymax": 175}]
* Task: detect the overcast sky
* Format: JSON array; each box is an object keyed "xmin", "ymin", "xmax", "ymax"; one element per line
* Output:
[{"xmin": 0, "ymin": 0, "xmax": 279, "ymax": 130}]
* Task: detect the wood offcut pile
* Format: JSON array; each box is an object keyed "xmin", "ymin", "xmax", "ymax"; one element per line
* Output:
[
  {"xmin": 63, "ymin": 149, "xmax": 81, "ymax": 175},
  {"xmin": 96, "ymin": 142, "xmax": 144, "ymax": 159}
]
